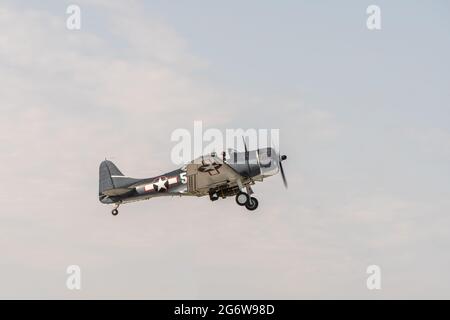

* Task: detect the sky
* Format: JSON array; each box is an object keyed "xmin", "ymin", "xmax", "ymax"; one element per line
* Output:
[{"xmin": 0, "ymin": 0, "xmax": 450, "ymax": 299}]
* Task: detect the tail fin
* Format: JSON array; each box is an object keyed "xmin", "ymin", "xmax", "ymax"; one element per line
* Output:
[
  {"xmin": 99, "ymin": 160, "xmax": 124, "ymax": 195},
  {"xmin": 99, "ymin": 160, "xmax": 141, "ymax": 203}
]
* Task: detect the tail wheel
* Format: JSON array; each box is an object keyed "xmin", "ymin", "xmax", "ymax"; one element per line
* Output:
[
  {"xmin": 112, "ymin": 209, "xmax": 119, "ymax": 216},
  {"xmin": 235, "ymin": 192, "xmax": 249, "ymax": 206},
  {"xmin": 245, "ymin": 197, "xmax": 258, "ymax": 211}
]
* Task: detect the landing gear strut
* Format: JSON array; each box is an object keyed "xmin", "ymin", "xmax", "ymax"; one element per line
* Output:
[{"xmin": 111, "ymin": 202, "xmax": 121, "ymax": 216}]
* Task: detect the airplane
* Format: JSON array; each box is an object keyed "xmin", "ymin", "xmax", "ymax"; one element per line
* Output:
[{"xmin": 99, "ymin": 143, "xmax": 288, "ymax": 215}]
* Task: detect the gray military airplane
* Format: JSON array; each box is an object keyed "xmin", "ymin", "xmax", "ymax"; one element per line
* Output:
[{"xmin": 99, "ymin": 144, "xmax": 288, "ymax": 215}]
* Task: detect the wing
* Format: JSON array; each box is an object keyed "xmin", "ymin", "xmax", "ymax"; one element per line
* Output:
[{"xmin": 185, "ymin": 155, "xmax": 247, "ymax": 195}]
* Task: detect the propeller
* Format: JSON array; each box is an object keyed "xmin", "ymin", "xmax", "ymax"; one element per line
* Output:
[
  {"xmin": 272, "ymin": 138, "xmax": 288, "ymax": 189},
  {"xmin": 279, "ymin": 154, "xmax": 288, "ymax": 188},
  {"xmin": 242, "ymin": 137, "xmax": 251, "ymax": 177}
]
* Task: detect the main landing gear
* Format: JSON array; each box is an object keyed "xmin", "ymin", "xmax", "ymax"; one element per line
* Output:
[
  {"xmin": 111, "ymin": 202, "xmax": 121, "ymax": 216},
  {"xmin": 235, "ymin": 191, "xmax": 259, "ymax": 211}
]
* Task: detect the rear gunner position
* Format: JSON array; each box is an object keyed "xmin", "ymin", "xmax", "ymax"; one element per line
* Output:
[{"xmin": 99, "ymin": 143, "xmax": 288, "ymax": 216}]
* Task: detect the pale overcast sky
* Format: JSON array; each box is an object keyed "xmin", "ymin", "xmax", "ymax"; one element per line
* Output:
[{"xmin": 1, "ymin": 0, "xmax": 449, "ymax": 299}]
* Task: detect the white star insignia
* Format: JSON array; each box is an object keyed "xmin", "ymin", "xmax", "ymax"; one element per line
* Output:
[{"xmin": 153, "ymin": 177, "xmax": 168, "ymax": 191}]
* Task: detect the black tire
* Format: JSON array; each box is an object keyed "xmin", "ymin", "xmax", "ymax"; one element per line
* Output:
[
  {"xmin": 235, "ymin": 192, "xmax": 249, "ymax": 206},
  {"xmin": 245, "ymin": 197, "xmax": 258, "ymax": 211},
  {"xmin": 112, "ymin": 209, "xmax": 119, "ymax": 216}
]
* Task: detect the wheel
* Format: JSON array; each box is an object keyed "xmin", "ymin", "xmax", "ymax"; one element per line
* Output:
[
  {"xmin": 235, "ymin": 192, "xmax": 249, "ymax": 206},
  {"xmin": 245, "ymin": 197, "xmax": 258, "ymax": 211},
  {"xmin": 112, "ymin": 209, "xmax": 119, "ymax": 216}
]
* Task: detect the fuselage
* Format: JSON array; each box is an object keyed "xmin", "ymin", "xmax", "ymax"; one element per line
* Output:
[{"xmin": 99, "ymin": 147, "xmax": 281, "ymax": 205}]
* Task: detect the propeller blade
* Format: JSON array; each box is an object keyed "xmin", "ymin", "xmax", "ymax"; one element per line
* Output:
[
  {"xmin": 242, "ymin": 137, "xmax": 251, "ymax": 177},
  {"xmin": 272, "ymin": 136, "xmax": 288, "ymax": 189},
  {"xmin": 279, "ymin": 156, "xmax": 288, "ymax": 188},
  {"xmin": 242, "ymin": 136, "xmax": 248, "ymax": 153}
]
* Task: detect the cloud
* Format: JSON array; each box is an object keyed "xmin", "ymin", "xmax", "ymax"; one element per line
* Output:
[
  {"xmin": 1, "ymin": 1, "xmax": 449, "ymax": 299},
  {"xmin": 409, "ymin": 127, "xmax": 450, "ymax": 161}
]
